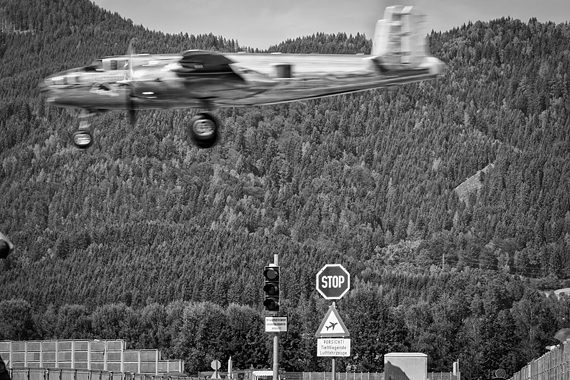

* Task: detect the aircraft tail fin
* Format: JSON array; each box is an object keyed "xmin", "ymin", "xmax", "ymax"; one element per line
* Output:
[{"xmin": 372, "ymin": 5, "xmax": 430, "ymax": 71}]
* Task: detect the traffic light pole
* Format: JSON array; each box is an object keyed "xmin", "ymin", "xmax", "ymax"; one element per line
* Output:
[
  {"xmin": 263, "ymin": 254, "xmax": 280, "ymax": 380},
  {"xmin": 272, "ymin": 254, "xmax": 279, "ymax": 380},
  {"xmin": 273, "ymin": 333, "xmax": 279, "ymax": 380}
]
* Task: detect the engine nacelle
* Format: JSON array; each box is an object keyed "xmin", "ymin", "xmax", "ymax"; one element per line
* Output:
[{"xmin": 132, "ymin": 81, "xmax": 167, "ymax": 99}]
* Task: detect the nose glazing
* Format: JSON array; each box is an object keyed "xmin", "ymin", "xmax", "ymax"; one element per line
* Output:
[
  {"xmin": 39, "ymin": 70, "xmax": 78, "ymax": 98},
  {"xmin": 42, "ymin": 69, "xmax": 83, "ymax": 89},
  {"xmin": 38, "ymin": 77, "xmax": 54, "ymax": 95}
]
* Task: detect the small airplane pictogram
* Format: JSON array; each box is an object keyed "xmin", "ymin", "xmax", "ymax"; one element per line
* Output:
[{"xmin": 326, "ymin": 322, "xmax": 338, "ymax": 331}]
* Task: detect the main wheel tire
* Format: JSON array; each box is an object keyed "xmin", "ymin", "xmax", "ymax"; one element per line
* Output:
[
  {"xmin": 73, "ymin": 130, "xmax": 94, "ymax": 149},
  {"xmin": 189, "ymin": 112, "xmax": 219, "ymax": 149}
]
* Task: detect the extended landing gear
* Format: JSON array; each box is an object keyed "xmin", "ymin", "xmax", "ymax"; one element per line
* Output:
[
  {"xmin": 73, "ymin": 114, "xmax": 95, "ymax": 149},
  {"xmin": 188, "ymin": 112, "xmax": 220, "ymax": 149},
  {"xmin": 72, "ymin": 130, "xmax": 94, "ymax": 149},
  {"xmin": 69, "ymin": 109, "xmax": 221, "ymax": 150}
]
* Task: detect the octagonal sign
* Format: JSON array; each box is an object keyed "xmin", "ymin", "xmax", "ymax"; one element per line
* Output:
[{"xmin": 316, "ymin": 264, "xmax": 350, "ymax": 300}]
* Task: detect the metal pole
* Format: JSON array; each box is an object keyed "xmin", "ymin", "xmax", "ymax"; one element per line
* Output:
[
  {"xmin": 273, "ymin": 254, "xmax": 279, "ymax": 380},
  {"xmin": 273, "ymin": 334, "xmax": 279, "ymax": 380},
  {"xmin": 458, "ymin": 360, "xmax": 460, "ymax": 380},
  {"xmin": 332, "ymin": 359, "xmax": 336, "ymax": 380}
]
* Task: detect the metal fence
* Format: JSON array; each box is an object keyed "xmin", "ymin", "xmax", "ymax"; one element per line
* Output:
[
  {"xmin": 509, "ymin": 342, "xmax": 570, "ymax": 380},
  {"xmin": 302, "ymin": 373, "xmax": 382, "ymax": 380},
  {"xmin": 8, "ymin": 368, "xmax": 457, "ymax": 380},
  {"xmin": 427, "ymin": 373, "xmax": 457, "ymax": 380},
  {"xmin": 9, "ymin": 368, "xmax": 198, "ymax": 380},
  {"xmin": 0, "ymin": 340, "xmax": 183, "ymax": 375},
  {"xmin": 301, "ymin": 372, "xmax": 455, "ymax": 380}
]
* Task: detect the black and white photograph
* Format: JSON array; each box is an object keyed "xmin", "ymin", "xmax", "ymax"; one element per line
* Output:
[{"xmin": 1, "ymin": 1, "xmax": 570, "ymax": 380}]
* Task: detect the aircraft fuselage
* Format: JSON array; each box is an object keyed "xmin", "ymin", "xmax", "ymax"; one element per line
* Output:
[{"xmin": 41, "ymin": 51, "xmax": 444, "ymax": 111}]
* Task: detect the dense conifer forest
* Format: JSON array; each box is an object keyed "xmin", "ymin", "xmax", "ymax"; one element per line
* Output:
[{"xmin": 1, "ymin": 0, "xmax": 570, "ymax": 379}]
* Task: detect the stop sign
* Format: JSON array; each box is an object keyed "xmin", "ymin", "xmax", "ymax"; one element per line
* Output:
[{"xmin": 316, "ymin": 264, "xmax": 350, "ymax": 300}]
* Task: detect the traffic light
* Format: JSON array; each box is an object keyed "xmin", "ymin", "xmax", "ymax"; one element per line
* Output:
[
  {"xmin": 0, "ymin": 232, "xmax": 13, "ymax": 260},
  {"xmin": 263, "ymin": 265, "xmax": 280, "ymax": 312}
]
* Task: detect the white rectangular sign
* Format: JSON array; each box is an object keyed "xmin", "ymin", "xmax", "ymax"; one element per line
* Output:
[
  {"xmin": 317, "ymin": 338, "xmax": 351, "ymax": 357},
  {"xmin": 265, "ymin": 317, "xmax": 288, "ymax": 332}
]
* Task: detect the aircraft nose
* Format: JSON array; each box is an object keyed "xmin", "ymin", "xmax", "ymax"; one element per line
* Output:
[
  {"xmin": 38, "ymin": 77, "xmax": 55, "ymax": 101},
  {"xmin": 39, "ymin": 71, "xmax": 72, "ymax": 99},
  {"xmin": 38, "ymin": 75, "xmax": 66, "ymax": 104},
  {"xmin": 38, "ymin": 78, "xmax": 49, "ymax": 92},
  {"xmin": 41, "ymin": 70, "xmax": 80, "ymax": 89}
]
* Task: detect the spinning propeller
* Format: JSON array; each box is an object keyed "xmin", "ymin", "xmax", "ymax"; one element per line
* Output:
[{"xmin": 126, "ymin": 38, "xmax": 137, "ymax": 125}]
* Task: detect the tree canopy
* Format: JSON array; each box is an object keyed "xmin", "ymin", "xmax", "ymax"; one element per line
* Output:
[{"xmin": 1, "ymin": 0, "xmax": 570, "ymax": 379}]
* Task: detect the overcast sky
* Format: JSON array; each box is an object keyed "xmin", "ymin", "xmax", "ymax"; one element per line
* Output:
[{"xmin": 91, "ymin": 0, "xmax": 570, "ymax": 49}]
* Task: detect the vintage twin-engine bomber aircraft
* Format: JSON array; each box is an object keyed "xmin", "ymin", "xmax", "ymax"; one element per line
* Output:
[{"xmin": 40, "ymin": 5, "xmax": 445, "ymax": 149}]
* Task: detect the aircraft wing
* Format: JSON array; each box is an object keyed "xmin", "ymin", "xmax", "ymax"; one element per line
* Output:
[
  {"xmin": 173, "ymin": 50, "xmax": 243, "ymax": 79},
  {"xmin": 155, "ymin": 50, "xmax": 274, "ymax": 103}
]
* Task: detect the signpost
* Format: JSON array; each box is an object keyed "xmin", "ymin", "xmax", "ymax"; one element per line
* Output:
[
  {"xmin": 315, "ymin": 304, "xmax": 349, "ymax": 338},
  {"xmin": 317, "ymin": 338, "xmax": 351, "ymax": 357},
  {"xmin": 315, "ymin": 264, "xmax": 351, "ymax": 380},
  {"xmin": 265, "ymin": 317, "xmax": 288, "ymax": 333},
  {"xmin": 211, "ymin": 360, "xmax": 221, "ymax": 379}
]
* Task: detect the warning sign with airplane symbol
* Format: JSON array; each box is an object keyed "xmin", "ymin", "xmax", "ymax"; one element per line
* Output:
[{"xmin": 315, "ymin": 304, "xmax": 350, "ymax": 338}]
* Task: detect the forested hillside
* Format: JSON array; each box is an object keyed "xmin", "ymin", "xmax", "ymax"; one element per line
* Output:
[{"xmin": 1, "ymin": 0, "xmax": 570, "ymax": 379}]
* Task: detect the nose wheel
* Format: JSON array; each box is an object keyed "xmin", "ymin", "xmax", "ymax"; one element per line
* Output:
[{"xmin": 72, "ymin": 112, "xmax": 95, "ymax": 149}]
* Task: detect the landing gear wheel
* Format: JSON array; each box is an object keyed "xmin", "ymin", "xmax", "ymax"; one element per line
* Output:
[
  {"xmin": 189, "ymin": 112, "xmax": 220, "ymax": 149},
  {"xmin": 73, "ymin": 130, "xmax": 94, "ymax": 149}
]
